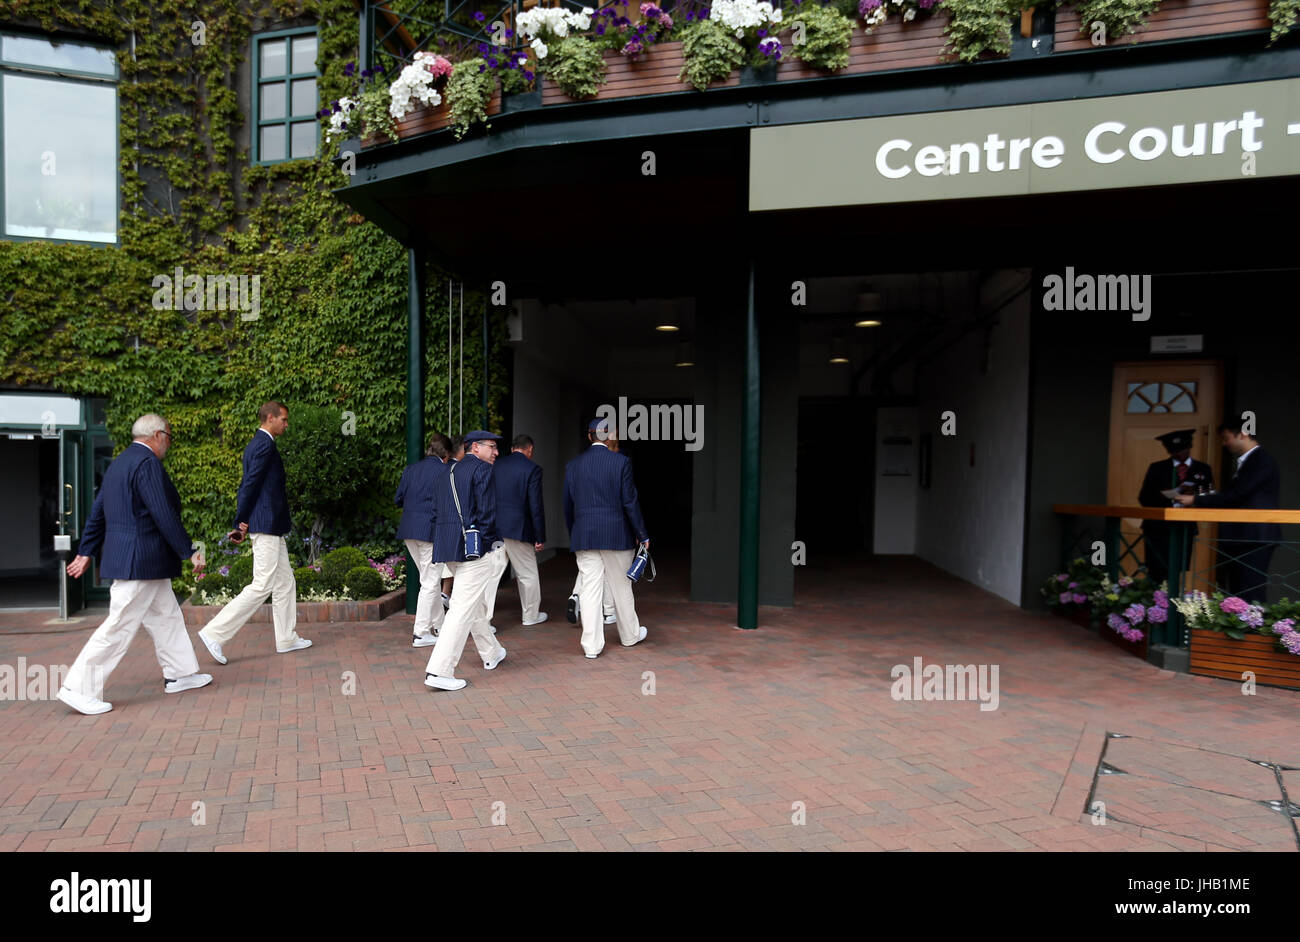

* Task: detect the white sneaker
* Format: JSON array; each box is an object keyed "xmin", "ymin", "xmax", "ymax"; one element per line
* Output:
[
  {"xmin": 424, "ymin": 673, "xmax": 466, "ymax": 691},
  {"xmin": 198, "ymin": 630, "xmax": 227, "ymax": 665},
  {"xmin": 57, "ymin": 687, "xmax": 112, "ymax": 715},
  {"xmin": 412, "ymin": 632, "xmax": 437, "ymax": 648},
  {"xmin": 584, "ymin": 652, "xmax": 599, "ymax": 659},
  {"xmin": 441, "ymin": 593, "xmax": 451, "ymax": 610},
  {"xmin": 490, "ymin": 624, "xmax": 498, "ymax": 634},
  {"xmin": 523, "ymin": 612, "xmax": 549, "ymax": 626},
  {"xmin": 603, "ymin": 613, "xmax": 617, "ymax": 624},
  {"xmin": 483, "ymin": 646, "xmax": 507, "ymax": 670},
  {"xmin": 624, "ymin": 626, "xmax": 648, "ymax": 647},
  {"xmin": 164, "ymin": 673, "xmax": 213, "ymax": 694},
  {"xmin": 277, "ymin": 637, "xmax": 313, "ymax": 653}
]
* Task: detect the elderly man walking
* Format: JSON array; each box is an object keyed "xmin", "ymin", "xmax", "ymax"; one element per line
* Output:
[
  {"xmin": 424, "ymin": 431, "xmax": 509, "ymax": 691},
  {"xmin": 58, "ymin": 414, "xmax": 212, "ymax": 715},
  {"xmin": 563, "ymin": 418, "xmax": 650, "ymax": 659},
  {"xmin": 197, "ymin": 401, "xmax": 310, "ymax": 663},
  {"xmin": 396, "ymin": 431, "xmax": 452, "ymax": 647}
]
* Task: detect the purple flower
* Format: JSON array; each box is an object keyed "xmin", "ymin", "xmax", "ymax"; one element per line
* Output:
[
  {"xmin": 1107, "ymin": 613, "xmax": 1126, "ymax": 632},
  {"xmin": 918, "ymin": 0, "xmax": 938, "ymax": 8},
  {"xmin": 859, "ymin": 0, "xmax": 882, "ymax": 11},
  {"xmin": 1118, "ymin": 576, "xmax": 1133, "ymax": 588},
  {"xmin": 478, "ymin": 42, "xmax": 490, "ymax": 54},
  {"xmin": 1123, "ymin": 626, "xmax": 1144, "ymax": 642},
  {"xmin": 1240, "ymin": 607, "xmax": 1265, "ymax": 628},
  {"xmin": 1059, "ymin": 592, "xmax": 1072, "ymax": 605},
  {"xmin": 524, "ymin": 69, "xmax": 535, "ymax": 81},
  {"xmin": 505, "ymin": 28, "xmax": 514, "ymax": 38},
  {"xmin": 474, "ymin": 11, "xmax": 486, "ymax": 21},
  {"xmin": 1067, "ymin": 581, "xmax": 1079, "ymax": 589},
  {"xmin": 1153, "ymin": 589, "xmax": 1168, "ymax": 607},
  {"xmin": 686, "ymin": 9, "xmax": 695, "ymax": 19},
  {"xmin": 488, "ymin": 57, "xmax": 499, "ymax": 68},
  {"xmin": 597, "ymin": 23, "xmax": 606, "ymax": 33},
  {"xmin": 1219, "ymin": 596, "xmax": 1249, "ymax": 614},
  {"xmin": 1271, "ymin": 618, "xmax": 1297, "ymax": 636},
  {"xmin": 1282, "ymin": 631, "xmax": 1300, "ymax": 655},
  {"xmin": 1146, "ymin": 605, "xmax": 1168, "ymax": 624},
  {"xmin": 343, "ymin": 61, "xmax": 356, "ymax": 77},
  {"xmin": 1056, "ymin": 574, "xmax": 1068, "ymax": 582},
  {"xmin": 219, "ymin": 565, "xmax": 230, "ymax": 576},
  {"xmin": 1071, "ymin": 593, "xmax": 1088, "ymax": 605},
  {"xmin": 758, "ymin": 28, "xmax": 767, "ymax": 37}
]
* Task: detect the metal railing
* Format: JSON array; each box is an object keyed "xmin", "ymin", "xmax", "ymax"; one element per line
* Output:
[{"xmin": 1053, "ymin": 504, "xmax": 1300, "ymax": 648}]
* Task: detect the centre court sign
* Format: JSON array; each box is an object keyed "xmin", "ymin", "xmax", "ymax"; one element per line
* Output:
[{"xmin": 749, "ymin": 77, "xmax": 1300, "ymax": 210}]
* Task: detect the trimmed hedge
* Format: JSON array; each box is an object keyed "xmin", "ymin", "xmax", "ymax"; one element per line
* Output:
[{"xmin": 343, "ymin": 565, "xmax": 385, "ymax": 600}]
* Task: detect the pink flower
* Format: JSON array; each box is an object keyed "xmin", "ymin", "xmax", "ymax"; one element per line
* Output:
[
  {"xmin": 1123, "ymin": 603, "xmax": 1146, "ymax": 624},
  {"xmin": 1271, "ymin": 618, "xmax": 1296, "ymax": 636},
  {"xmin": 1153, "ymin": 589, "xmax": 1168, "ymax": 607},
  {"xmin": 1071, "ymin": 593, "xmax": 1088, "ymax": 605},
  {"xmin": 1118, "ymin": 576, "xmax": 1133, "ymax": 587},
  {"xmin": 1281, "ymin": 631, "xmax": 1300, "ymax": 655},
  {"xmin": 1219, "ymin": 596, "xmax": 1249, "ymax": 615},
  {"xmin": 1059, "ymin": 592, "xmax": 1072, "ymax": 605},
  {"xmin": 1056, "ymin": 574, "xmax": 1068, "ymax": 582},
  {"xmin": 1146, "ymin": 605, "xmax": 1167, "ymax": 624}
]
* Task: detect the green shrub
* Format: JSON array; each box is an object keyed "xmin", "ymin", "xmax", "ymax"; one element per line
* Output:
[
  {"xmin": 679, "ymin": 19, "xmax": 745, "ymax": 91},
  {"xmin": 542, "ymin": 36, "xmax": 607, "ymax": 100},
  {"xmin": 1072, "ymin": 0, "xmax": 1160, "ymax": 44},
  {"xmin": 343, "ymin": 565, "xmax": 385, "ymax": 600},
  {"xmin": 194, "ymin": 571, "xmax": 225, "ymax": 595},
  {"xmin": 942, "ymin": 0, "xmax": 1014, "ymax": 63},
  {"xmin": 788, "ymin": 4, "xmax": 855, "ymax": 72},
  {"xmin": 320, "ymin": 547, "xmax": 368, "ymax": 590},
  {"xmin": 295, "ymin": 566, "xmax": 322, "ymax": 594},
  {"xmin": 226, "ymin": 553, "xmax": 255, "ymax": 592},
  {"xmin": 446, "ymin": 59, "xmax": 497, "ymax": 139}
]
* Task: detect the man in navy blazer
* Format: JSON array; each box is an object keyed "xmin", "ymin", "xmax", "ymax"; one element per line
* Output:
[
  {"xmin": 487, "ymin": 433, "xmax": 549, "ymax": 627},
  {"xmin": 1175, "ymin": 417, "xmax": 1283, "ymax": 603},
  {"xmin": 59, "ymin": 413, "xmax": 213, "ymax": 715},
  {"xmin": 198, "ymin": 402, "xmax": 310, "ymax": 663},
  {"xmin": 396, "ymin": 431, "xmax": 452, "ymax": 648},
  {"xmin": 424, "ymin": 430, "xmax": 509, "ymax": 691},
  {"xmin": 563, "ymin": 417, "xmax": 650, "ymax": 658}
]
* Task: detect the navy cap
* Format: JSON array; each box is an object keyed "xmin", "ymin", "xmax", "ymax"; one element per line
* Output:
[
  {"xmin": 463, "ymin": 430, "xmax": 501, "ymax": 444},
  {"xmin": 1155, "ymin": 429, "xmax": 1195, "ymax": 451}
]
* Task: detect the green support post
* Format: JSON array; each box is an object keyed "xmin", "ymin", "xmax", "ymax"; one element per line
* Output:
[
  {"xmin": 1165, "ymin": 523, "xmax": 1189, "ymax": 647},
  {"xmin": 405, "ymin": 246, "xmax": 426, "ymax": 616},
  {"xmin": 738, "ymin": 261, "xmax": 761, "ymax": 630}
]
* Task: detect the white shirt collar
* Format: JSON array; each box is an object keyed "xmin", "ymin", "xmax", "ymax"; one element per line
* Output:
[
  {"xmin": 1171, "ymin": 457, "xmax": 1188, "ymax": 466},
  {"xmin": 1237, "ymin": 444, "xmax": 1259, "ymax": 466},
  {"xmin": 591, "ymin": 442, "xmax": 609, "ymax": 450},
  {"xmin": 131, "ymin": 440, "xmax": 154, "ymax": 452},
  {"xmin": 259, "ymin": 428, "xmax": 275, "ymax": 440}
]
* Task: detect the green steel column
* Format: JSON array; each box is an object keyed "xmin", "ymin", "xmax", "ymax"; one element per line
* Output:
[
  {"xmin": 1166, "ymin": 523, "xmax": 1188, "ymax": 648},
  {"xmin": 405, "ymin": 246, "xmax": 426, "ymax": 615},
  {"xmin": 738, "ymin": 261, "xmax": 761, "ymax": 629},
  {"xmin": 1104, "ymin": 517, "xmax": 1120, "ymax": 584}
]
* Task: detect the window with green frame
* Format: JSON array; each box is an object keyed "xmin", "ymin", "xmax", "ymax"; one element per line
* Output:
[{"xmin": 254, "ymin": 28, "xmax": 318, "ymax": 164}]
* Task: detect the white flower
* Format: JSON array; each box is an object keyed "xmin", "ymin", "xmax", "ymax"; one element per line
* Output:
[
  {"xmin": 903, "ymin": 7, "xmax": 916, "ymax": 20},
  {"xmin": 531, "ymin": 37, "xmax": 548, "ymax": 59}
]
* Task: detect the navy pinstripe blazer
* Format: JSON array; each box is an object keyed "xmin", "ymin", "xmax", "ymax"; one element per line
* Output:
[
  {"xmin": 233, "ymin": 430, "xmax": 292, "ymax": 535},
  {"xmin": 563, "ymin": 444, "xmax": 648, "ymax": 551},
  {"xmin": 395, "ymin": 456, "xmax": 448, "ymax": 543},
  {"xmin": 492, "ymin": 451, "xmax": 545, "ymax": 544},
  {"xmin": 430, "ymin": 453, "xmax": 501, "ymax": 562},
  {"xmin": 76, "ymin": 442, "xmax": 195, "ymax": 580}
]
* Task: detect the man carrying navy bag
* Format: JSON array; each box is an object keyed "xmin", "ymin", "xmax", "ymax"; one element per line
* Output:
[
  {"xmin": 396, "ymin": 431, "xmax": 452, "ymax": 647},
  {"xmin": 563, "ymin": 418, "xmax": 650, "ymax": 659},
  {"xmin": 58, "ymin": 414, "xmax": 213, "ymax": 715},
  {"xmin": 424, "ymin": 431, "xmax": 509, "ymax": 691},
  {"xmin": 489, "ymin": 434, "xmax": 548, "ymax": 627},
  {"xmin": 198, "ymin": 401, "xmax": 309, "ymax": 663}
]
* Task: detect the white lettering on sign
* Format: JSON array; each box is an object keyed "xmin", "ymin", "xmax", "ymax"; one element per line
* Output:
[{"xmin": 874, "ymin": 110, "xmax": 1267, "ymax": 179}]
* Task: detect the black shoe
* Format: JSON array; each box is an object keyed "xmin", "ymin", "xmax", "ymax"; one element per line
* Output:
[{"xmin": 566, "ymin": 593, "xmax": 579, "ymax": 624}]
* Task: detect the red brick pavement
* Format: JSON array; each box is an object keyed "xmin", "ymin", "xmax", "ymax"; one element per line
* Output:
[{"xmin": 0, "ymin": 554, "xmax": 1296, "ymax": 852}]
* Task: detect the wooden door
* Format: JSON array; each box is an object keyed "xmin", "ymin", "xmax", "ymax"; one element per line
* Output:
[{"xmin": 1108, "ymin": 361, "xmax": 1222, "ymax": 590}]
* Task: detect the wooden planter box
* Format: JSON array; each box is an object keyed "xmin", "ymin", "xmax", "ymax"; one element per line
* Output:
[
  {"xmin": 363, "ymin": 91, "xmax": 503, "ymax": 146},
  {"xmin": 1190, "ymin": 628, "xmax": 1300, "ymax": 689},
  {"xmin": 777, "ymin": 13, "xmax": 956, "ymax": 82},
  {"xmin": 542, "ymin": 41, "xmax": 739, "ymax": 104},
  {"xmin": 1054, "ymin": 0, "xmax": 1271, "ymax": 53},
  {"xmin": 181, "ymin": 587, "xmax": 406, "ymax": 627}
]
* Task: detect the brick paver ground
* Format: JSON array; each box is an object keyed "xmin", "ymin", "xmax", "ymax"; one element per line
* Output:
[{"xmin": 1, "ymin": 554, "xmax": 1296, "ymax": 852}]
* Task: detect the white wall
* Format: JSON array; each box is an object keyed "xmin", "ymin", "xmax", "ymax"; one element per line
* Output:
[{"xmin": 914, "ymin": 270, "xmax": 1031, "ymax": 605}]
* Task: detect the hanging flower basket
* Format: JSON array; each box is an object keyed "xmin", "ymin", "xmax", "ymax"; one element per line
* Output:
[{"xmin": 1054, "ymin": 0, "xmax": 1271, "ymax": 52}]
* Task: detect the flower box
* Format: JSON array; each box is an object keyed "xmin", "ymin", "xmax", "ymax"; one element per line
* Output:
[
  {"xmin": 362, "ymin": 91, "xmax": 504, "ymax": 146},
  {"xmin": 181, "ymin": 587, "xmax": 406, "ymax": 626},
  {"xmin": 541, "ymin": 40, "xmax": 739, "ymax": 104},
  {"xmin": 1101, "ymin": 622, "xmax": 1149, "ymax": 659},
  {"xmin": 1189, "ymin": 628, "xmax": 1300, "ymax": 689},
  {"xmin": 1054, "ymin": 0, "xmax": 1271, "ymax": 53},
  {"xmin": 776, "ymin": 13, "xmax": 956, "ymax": 82}
]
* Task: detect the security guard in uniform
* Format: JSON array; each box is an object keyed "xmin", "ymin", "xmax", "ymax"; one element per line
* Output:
[{"xmin": 1137, "ymin": 429, "xmax": 1214, "ymax": 587}]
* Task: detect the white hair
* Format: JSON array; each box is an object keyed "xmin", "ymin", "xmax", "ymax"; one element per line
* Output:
[{"xmin": 131, "ymin": 413, "xmax": 168, "ymax": 439}]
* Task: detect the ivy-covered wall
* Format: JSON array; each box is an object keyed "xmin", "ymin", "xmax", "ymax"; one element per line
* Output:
[{"xmin": 0, "ymin": 0, "xmax": 509, "ymax": 550}]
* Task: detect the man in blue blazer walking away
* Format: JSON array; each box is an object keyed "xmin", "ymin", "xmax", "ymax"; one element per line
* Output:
[
  {"xmin": 198, "ymin": 402, "xmax": 310, "ymax": 663},
  {"xmin": 488, "ymin": 433, "xmax": 548, "ymax": 627},
  {"xmin": 396, "ymin": 431, "xmax": 452, "ymax": 647},
  {"xmin": 59, "ymin": 414, "xmax": 213, "ymax": 715},
  {"xmin": 563, "ymin": 418, "xmax": 650, "ymax": 659},
  {"xmin": 424, "ymin": 431, "xmax": 509, "ymax": 691}
]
